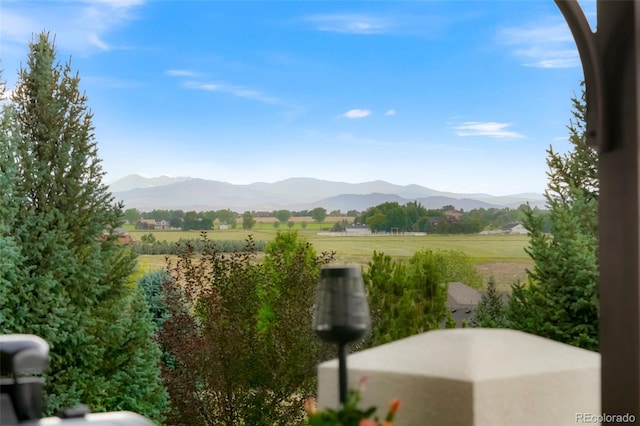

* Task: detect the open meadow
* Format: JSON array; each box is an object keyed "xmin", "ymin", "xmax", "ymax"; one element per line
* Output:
[{"xmin": 131, "ymin": 227, "xmax": 532, "ymax": 291}]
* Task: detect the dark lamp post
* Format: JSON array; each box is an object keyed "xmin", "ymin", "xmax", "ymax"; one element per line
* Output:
[{"xmin": 313, "ymin": 265, "xmax": 371, "ymax": 404}]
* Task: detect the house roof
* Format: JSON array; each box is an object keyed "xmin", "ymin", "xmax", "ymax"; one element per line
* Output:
[
  {"xmin": 501, "ymin": 222, "xmax": 523, "ymax": 230},
  {"xmin": 347, "ymin": 223, "xmax": 369, "ymax": 229},
  {"xmin": 447, "ymin": 282, "xmax": 481, "ymax": 307}
]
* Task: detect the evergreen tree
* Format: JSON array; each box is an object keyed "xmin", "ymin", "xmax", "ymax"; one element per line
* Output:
[
  {"xmin": 470, "ymin": 276, "xmax": 507, "ymax": 328},
  {"xmin": 0, "ymin": 72, "xmax": 27, "ymax": 331},
  {"xmin": 507, "ymin": 86, "xmax": 599, "ymax": 351},
  {"xmin": 0, "ymin": 32, "xmax": 167, "ymax": 418}
]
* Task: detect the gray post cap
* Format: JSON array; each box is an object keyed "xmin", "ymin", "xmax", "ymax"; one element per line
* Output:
[{"xmin": 0, "ymin": 334, "xmax": 49, "ymax": 376}]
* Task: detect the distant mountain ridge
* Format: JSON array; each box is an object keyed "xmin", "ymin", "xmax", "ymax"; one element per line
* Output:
[
  {"xmin": 108, "ymin": 174, "xmax": 193, "ymax": 192},
  {"xmin": 109, "ymin": 175, "xmax": 547, "ymax": 212}
]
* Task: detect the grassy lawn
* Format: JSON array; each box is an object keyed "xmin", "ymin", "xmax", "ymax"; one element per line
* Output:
[{"xmin": 131, "ymin": 230, "xmax": 531, "ymax": 291}]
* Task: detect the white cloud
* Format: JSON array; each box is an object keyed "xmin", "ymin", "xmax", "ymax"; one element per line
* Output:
[
  {"xmin": 85, "ymin": 0, "xmax": 146, "ymax": 7},
  {"xmin": 498, "ymin": 21, "xmax": 580, "ymax": 69},
  {"xmin": 183, "ymin": 80, "xmax": 282, "ymax": 105},
  {"xmin": 454, "ymin": 122, "xmax": 525, "ymax": 139},
  {"xmin": 166, "ymin": 69, "xmax": 199, "ymax": 77},
  {"xmin": 384, "ymin": 109, "xmax": 396, "ymax": 116},
  {"xmin": 305, "ymin": 14, "xmax": 392, "ymax": 34},
  {"xmin": 341, "ymin": 109, "xmax": 371, "ymax": 119},
  {"xmin": 0, "ymin": 1, "xmax": 144, "ymax": 54}
]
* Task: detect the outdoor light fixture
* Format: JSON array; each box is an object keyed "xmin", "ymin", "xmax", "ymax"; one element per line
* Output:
[{"xmin": 313, "ymin": 265, "xmax": 371, "ymax": 404}]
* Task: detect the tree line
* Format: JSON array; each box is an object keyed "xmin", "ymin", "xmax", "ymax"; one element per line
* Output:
[
  {"xmin": 128, "ymin": 203, "xmax": 551, "ymax": 234},
  {"xmin": 355, "ymin": 202, "xmax": 550, "ymax": 234},
  {"xmin": 127, "ymin": 206, "xmax": 332, "ymax": 231},
  {"xmin": 134, "ymin": 234, "xmax": 267, "ymax": 255}
]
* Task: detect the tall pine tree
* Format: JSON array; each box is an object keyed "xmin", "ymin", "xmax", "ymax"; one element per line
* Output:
[
  {"xmin": 0, "ymin": 32, "xmax": 167, "ymax": 419},
  {"xmin": 0, "ymin": 72, "xmax": 27, "ymax": 328},
  {"xmin": 508, "ymin": 86, "xmax": 599, "ymax": 351}
]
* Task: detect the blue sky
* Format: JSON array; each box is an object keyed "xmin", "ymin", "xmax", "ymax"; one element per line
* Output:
[{"xmin": 1, "ymin": 0, "xmax": 594, "ymax": 196}]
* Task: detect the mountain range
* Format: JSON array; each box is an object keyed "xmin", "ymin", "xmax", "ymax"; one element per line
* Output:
[{"xmin": 108, "ymin": 175, "xmax": 547, "ymax": 212}]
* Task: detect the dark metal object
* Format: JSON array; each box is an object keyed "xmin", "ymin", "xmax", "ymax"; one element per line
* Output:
[
  {"xmin": 0, "ymin": 335, "xmax": 48, "ymax": 422},
  {"xmin": 313, "ymin": 265, "xmax": 371, "ymax": 404},
  {"xmin": 555, "ymin": 0, "xmax": 640, "ymax": 419},
  {"xmin": 0, "ymin": 334, "xmax": 155, "ymax": 425}
]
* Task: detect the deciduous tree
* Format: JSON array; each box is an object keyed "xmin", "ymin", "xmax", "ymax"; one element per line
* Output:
[
  {"xmin": 311, "ymin": 207, "xmax": 327, "ymax": 224},
  {"xmin": 160, "ymin": 232, "xmax": 334, "ymax": 425},
  {"xmin": 274, "ymin": 209, "xmax": 292, "ymax": 223},
  {"xmin": 361, "ymin": 249, "xmax": 481, "ymax": 349},
  {"xmin": 242, "ymin": 211, "xmax": 255, "ymax": 230}
]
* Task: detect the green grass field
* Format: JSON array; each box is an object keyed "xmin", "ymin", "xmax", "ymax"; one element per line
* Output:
[{"xmin": 131, "ymin": 229, "xmax": 532, "ymax": 290}]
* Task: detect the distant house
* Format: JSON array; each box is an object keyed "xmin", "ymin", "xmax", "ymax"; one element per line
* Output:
[
  {"xmin": 444, "ymin": 282, "xmax": 482, "ymax": 328},
  {"xmin": 346, "ymin": 223, "xmax": 371, "ymax": 235},
  {"xmin": 219, "ymin": 224, "xmax": 229, "ymax": 230},
  {"xmin": 155, "ymin": 219, "xmax": 170, "ymax": 230},
  {"xmin": 502, "ymin": 222, "xmax": 527, "ymax": 235},
  {"xmin": 444, "ymin": 209, "xmax": 463, "ymax": 222}
]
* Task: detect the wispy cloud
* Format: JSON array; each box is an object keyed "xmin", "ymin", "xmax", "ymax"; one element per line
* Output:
[
  {"xmin": 1, "ymin": 0, "xmax": 144, "ymax": 54},
  {"xmin": 454, "ymin": 122, "xmax": 524, "ymax": 139},
  {"xmin": 341, "ymin": 109, "xmax": 372, "ymax": 119},
  {"xmin": 86, "ymin": 0, "xmax": 146, "ymax": 7},
  {"xmin": 384, "ymin": 109, "xmax": 396, "ymax": 116},
  {"xmin": 166, "ymin": 69, "xmax": 199, "ymax": 77},
  {"xmin": 183, "ymin": 81, "xmax": 282, "ymax": 105},
  {"xmin": 304, "ymin": 14, "xmax": 392, "ymax": 34},
  {"xmin": 498, "ymin": 21, "xmax": 579, "ymax": 69}
]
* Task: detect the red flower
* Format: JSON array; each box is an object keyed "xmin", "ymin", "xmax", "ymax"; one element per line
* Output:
[
  {"xmin": 389, "ymin": 399, "xmax": 400, "ymax": 415},
  {"xmin": 304, "ymin": 397, "xmax": 317, "ymax": 415}
]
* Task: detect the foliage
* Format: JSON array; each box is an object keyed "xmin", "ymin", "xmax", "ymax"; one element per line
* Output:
[
  {"xmin": 361, "ymin": 249, "xmax": 480, "ymax": 348},
  {"xmin": 274, "ymin": 209, "xmax": 292, "ymax": 223},
  {"xmin": 354, "ymin": 201, "xmax": 532, "ymax": 234},
  {"xmin": 470, "ymin": 276, "xmax": 507, "ymax": 328},
  {"xmin": 331, "ymin": 219, "xmax": 349, "ymax": 232},
  {"xmin": 311, "ymin": 207, "xmax": 327, "ymax": 224},
  {"xmin": 507, "ymin": 86, "xmax": 599, "ymax": 351},
  {"xmin": 0, "ymin": 71, "xmax": 25, "ymax": 336},
  {"xmin": 242, "ymin": 211, "xmax": 256, "ymax": 230},
  {"xmin": 181, "ymin": 210, "xmax": 213, "ymax": 231},
  {"xmin": 305, "ymin": 379, "xmax": 400, "ymax": 426},
  {"xmin": 159, "ymin": 231, "xmax": 334, "ymax": 425},
  {"xmin": 133, "ymin": 236, "xmax": 267, "ymax": 255},
  {"xmin": 0, "ymin": 32, "xmax": 167, "ymax": 419},
  {"xmin": 124, "ymin": 208, "xmax": 141, "ymax": 224},
  {"xmin": 215, "ymin": 209, "xmax": 237, "ymax": 228},
  {"xmin": 137, "ymin": 270, "xmax": 171, "ymax": 331},
  {"xmin": 140, "ymin": 233, "xmax": 156, "ymax": 244}
]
